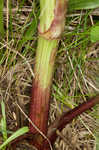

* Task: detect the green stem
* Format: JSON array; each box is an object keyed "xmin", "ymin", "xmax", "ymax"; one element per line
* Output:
[
  {"xmin": 29, "ymin": 36, "xmax": 58, "ymax": 134},
  {"xmin": 29, "ymin": 0, "xmax": 67, "ymax": 139},
  {"xmin": 35, "ymin": 37, "xmax": 58, "ymax": 89}
]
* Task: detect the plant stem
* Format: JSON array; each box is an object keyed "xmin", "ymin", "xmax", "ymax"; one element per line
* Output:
[
  {"xmin": 47, "ymin": 95, "xmax": 99, "ymax": 145},
  {"xmin": 29, "ymin": 37, "xmax": 58, "ymax": 134},
  {"xmin": 29, "ymin": 0, "xmax": 68, "ymax": 136}
]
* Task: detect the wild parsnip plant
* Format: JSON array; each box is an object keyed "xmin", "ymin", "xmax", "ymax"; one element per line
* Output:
[{"xmin": 0, "ymin": 0, "xmax": 99, "ymax": 150}]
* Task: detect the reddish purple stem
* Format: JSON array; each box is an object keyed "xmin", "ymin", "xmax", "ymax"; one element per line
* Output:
[{"xmin": 47, "ymin": 95, "xmax": 99, "ymax": 146}]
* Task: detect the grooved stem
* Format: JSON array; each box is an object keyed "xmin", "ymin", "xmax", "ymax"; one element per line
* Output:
[
  {"xmin": 29, "ymin": 0, "xmax": 67, "ymax": 135},
  {"xmin": 29, "ymin": 37, "xmax": 58, "ymax": 134}
]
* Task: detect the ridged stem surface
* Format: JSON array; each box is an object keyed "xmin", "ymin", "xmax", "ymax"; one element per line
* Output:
[{"xmin": 29, "ymin": 0, "xmax": 67, "ymax": 135}]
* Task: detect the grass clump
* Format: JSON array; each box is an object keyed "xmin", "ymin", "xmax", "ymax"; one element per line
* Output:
[{"xmin": 0, "ymin": 101, "xmax": 29, "ymax": 150}]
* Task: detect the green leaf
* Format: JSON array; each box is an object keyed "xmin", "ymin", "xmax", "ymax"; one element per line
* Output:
[
  {"xmin": 68, "ymin": 0, "xmax": 99, "ymax": 11},
  {"xmin": 18, "ymin": 19, "xmax": 37, "ymax": 49},
  {"xmin": 0, "ymin": 127, "xmax": 29, "ymax": 150},
  {"xmin": 0, "ymin": 0, "xmax": 4, "ymax": 37},
  {"xmin": 23, "ymin": 19, "xmax": 37, "ymax": 41},
  {"xmin": 9, "ymin": 0, "xmax": 13, "ymax": 38},
  {"xmin": 90, "ymin": 26, "xmax": 99, "ymax": 42}
]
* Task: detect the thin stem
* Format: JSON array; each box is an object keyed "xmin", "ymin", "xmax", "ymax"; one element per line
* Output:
[{"xmin": 47, "ymin": 95, "xmax": 99, "ymax": 145}]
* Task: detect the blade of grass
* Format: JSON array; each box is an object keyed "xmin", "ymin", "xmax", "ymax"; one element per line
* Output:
[
  {"xmin": 0, "ymin": 127, "xmax": 29, "ymax": 150},
  {"xmin": 0, "ymin": 100, "xmax": 7, "ymax": 150},
  {"xmin": 0, "ymin": 0, "xmax": 4, "ymax": 37},
  {"xmin": 1, "ymin": 100, "xmax": 7, "ymax": 142},
  {"xmin": 68, "ymin": 0, "xmax": 99, "ymax": 11}
]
